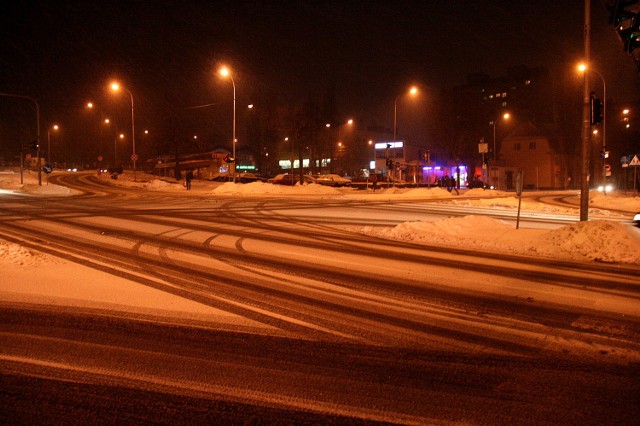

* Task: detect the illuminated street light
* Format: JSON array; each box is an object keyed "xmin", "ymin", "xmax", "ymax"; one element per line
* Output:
[
  {"xmin": 103, "ymin": 118, "xmax": 119, "ymax": 165},
  {"xmin": 578, "ymin": 63, "xmax": 607, "ymax": 194},
  {"xmin": 392, "ymin": 86, "xmax": 418, "ymax": 184},
  {"xmin": 47, "ymin": 124, "xmax": 59, "ymax": 165},
  {"xmin": 109, "ymin": 81, "xmax": 137, "ymax": 181},
  {"xmin": 492, "ymin": 112, "xmax": 510, "ymax": 190},
  {"xmin": 393, "ymin": 86, "xmax": 418, "ymax": 141},
  {"xmin": 219, "ymin": 66, "xmax": 237, "ymax": 182},
  {"xmin": 87, "ymin": 101, "xmax": 106, "ymax": 165}
]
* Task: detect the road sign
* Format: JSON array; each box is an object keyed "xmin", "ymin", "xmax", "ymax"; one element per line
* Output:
[
  {"xmin": 630, "ymin": 155, "xmax": 640, "ymax": 166},
  {"xmin": 131, "ymin": 153, "xmax": 138, "ymax": 161},
  {"xmin": 43, "ymin": 164, "xmax": 53, "ymax": 174}
]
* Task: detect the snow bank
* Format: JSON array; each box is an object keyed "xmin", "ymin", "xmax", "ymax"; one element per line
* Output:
[
  {"xmin": 0, "ymin": 172, "xmax": 77, "ymax": 196},
  {"xmin": 0, "ymin": 242, "xmax": 56, "ymax": 266},
  {"xmin": 212, "ymin": 181, "xmax": 343, "ymax": 196},
  {"xmin": 534, "ymin": 220, "xmax": 640, "ymax": 264},
  {"xmin": 363, "ymin": 216, "xmax": 640, "ymax": 264}
]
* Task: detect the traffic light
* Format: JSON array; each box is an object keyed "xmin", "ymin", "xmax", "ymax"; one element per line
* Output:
[
  {"xmin": 30, "ymin": 140, "xmax": 39, "ymax": 151},
  {"xmin": 608, "ymin": 0, "xmax": 639, "ymax": 27},
  {"xmin": 590, "ymin": 93, "xmax": 603, "ymax": 125},
  {"xmin": 618, "ymin": 12, "xmax": 640, "ymax": 52}
]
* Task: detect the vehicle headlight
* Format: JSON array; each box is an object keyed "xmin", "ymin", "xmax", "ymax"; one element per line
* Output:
[{"xmin": 597, "ymin": 184, "xmax": 614, "ymax": 192}]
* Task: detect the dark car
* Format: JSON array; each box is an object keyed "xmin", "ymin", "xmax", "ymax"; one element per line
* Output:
[
  {"xmin": 273, "ymin": 174, "xmax": 315, "ymax": 185},
  {"xmin": 313, "ymin": 174, "xmax": 352, "ymax": 187},
  {"xmin": 237, "ymin": 173, "xmax": 264, "ymax": 183},
  {"xmin": 466, "ymin": 179, "xmax": 486, "ymax": 189}
]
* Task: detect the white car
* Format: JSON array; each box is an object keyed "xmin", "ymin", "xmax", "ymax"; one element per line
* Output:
[{"xmin": 313, "ymin": 174, "xmax": 351, "ymax": 187}]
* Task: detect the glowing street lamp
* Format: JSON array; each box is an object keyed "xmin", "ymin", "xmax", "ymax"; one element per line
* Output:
[
  {"xmin": 47, "ymin": 124, "xmax": 59, "ymax": 165},
  {"xmin": 392, "ymin": 86, "xmax": 418, "ymax": 184},
  {"xmin": 110, "ymin": 81, "xmax": 137, "ymax": 181},
  {"xmin": 491, "ymin": 112, "xmax": 510, "ymax": 189},
  {"xmin": 86, "ymin": 101, "xmax": 107, "ymax": 164},
  {"xmin": 578, "ymin": 63, "xmax": 607, "ymax": 193},
  {"xmin": 393, "ymin": 86, "xmax": 418, "ymax": 141},
  {"xmin": 219, "ymin": 66, "xmax": 237, "ymax": 182}
]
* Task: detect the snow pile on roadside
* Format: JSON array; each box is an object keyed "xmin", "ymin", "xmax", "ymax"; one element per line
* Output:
[
  {"xmin": 212, "ymin": 181, "xmax": 343, "ymax": 195},
  {"xmin": 0, "ymin": 172, "xmax": 77, "ymax": 196},
  {"xmin": 390, "ymin": 187, "xmax": 453, "ymax": 198},
  {"xmin": 363, "ymin": 216, "xmax": 640, "ymax": 264},
  {"xmin": 589, "ymin": 191, "xmax": 640, "ymax": 211},
  {"xmin": 18, "ymin": 182, "xmax": 76, "ymax": 196},
  {"xmin": 365, "ymin": 215, "xmax": 514, "ymax": 249},
  {"xmin": 533, "ymin": 220, "xmax": 640, "ymax": 264},
  {"xmin": 0, "ymin": 242, "xmax": 55, "ymax": 266},
  {"xmin": 452, "ymin": 196, "xmax": 577, "ymax": 214}
]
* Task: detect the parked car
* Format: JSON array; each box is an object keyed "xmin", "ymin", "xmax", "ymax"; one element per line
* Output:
[
  {"xmin": 313, "ymin": 174, "xmax": 351, "ymax": 187},
  {"xmin": 237, "ymin": 172, "xmax": 263, "ymax": 183},
  {"xmin": 272, "ymin": 174, "xmax": 316, "ymax": 185},
  {"xmin": 466, "ymin": 179, "xmax": 487, "ymax": 189},
  {"xmin": 634, "ymin": 212, "xmax": 640, "ymax": 228},
  {"xmin": 210, "ymin": 173, "xmax": 229, "ymax": 182},
  {"xmin": 267, "ymin": 173, "xmax": 285, "ymax": 184}
]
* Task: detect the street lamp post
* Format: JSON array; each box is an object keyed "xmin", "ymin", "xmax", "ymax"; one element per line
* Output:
[
  {"xmin": 47, "ymin": 124, "xmax": 58, "ymax": 165},
  {"xmin": 87, "ymin": 102, "xmax": 105, "ymax": 166},
  {"xmin": 392, "ymin": 86, "xmax": 418, "ymax": 183},
  {"xmin": 492, "ymin": 112, "xmax": 510, "ymax": 189},
  {"xmin": 219, "ymin": 66, "xmax": 236, "ymax": 183},
  {"xmin": 579, "ymin": 64, "xmax": 607, "ymax": 194},
  {"xmin": 110, "ymin": 82, "xmax": 136, "ymax": 181}
]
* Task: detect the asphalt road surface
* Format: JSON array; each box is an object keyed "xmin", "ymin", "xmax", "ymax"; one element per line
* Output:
[{"xmin": 1, "ymin": 173, "xmax": 639, "ymax": 425}]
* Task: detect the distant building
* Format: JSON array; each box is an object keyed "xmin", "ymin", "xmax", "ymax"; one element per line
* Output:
[{"xmin": 498, "ymin": 121, "xmax": 566, "ymax": 190}]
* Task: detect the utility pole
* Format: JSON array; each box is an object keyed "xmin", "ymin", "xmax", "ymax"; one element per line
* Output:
[{"xmin": 580, "ymin": 0, "xmax": 591, "ymax": 221}]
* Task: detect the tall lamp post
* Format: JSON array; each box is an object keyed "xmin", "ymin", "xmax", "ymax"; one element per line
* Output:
[
  {"xmin": 104, "ymin": 118, "xmax": 120, "ymax": 166},
  {"xmin": 47, "ymin": 124, "xmax": 59, "ymax": 165},
  {"xmin": 392, "ymin": 86, "xmax": 418, "ymax": 183},
  {"xmin": 578, "ymin": 63, "xmax": 607, "ymax": 194},
  {"xmin": 110, "ymin": 82, "xmax": 136, "ymax": 181},
  {"xmin": 87, "ymin": 102, "xmax": 105, "ymax": 165},
  {"xmin": 219, "ymin": 66, "xmax": 237, "ymax": 183},
  {"xmin": 492, "ymin": 112, "xmax": 510, "ymax": 189}
]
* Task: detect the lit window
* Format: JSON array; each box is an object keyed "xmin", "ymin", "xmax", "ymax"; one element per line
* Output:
[
  {"xmin": 529, "ymin": 141, "xmax": 536, "ymax": 150},
  {"xmin": 525, "ymin": 80, "xmax": 531, "ymax": 85},
  {"xmin": 502, "ymin": 92, "xmax": 507, "ymax": 97},
  {"xmin": 496, "ymin": 93, "xmax": 501, "ymax": 98},
  {"xmin": 489, "ymin": 95, "xmax": 494, "ymax": 99},
  {"xmin": 502, "ymin": 101, "xmax": 507, "ymax": 107}
]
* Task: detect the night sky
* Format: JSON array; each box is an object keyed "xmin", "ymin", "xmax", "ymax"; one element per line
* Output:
[{"xmin": 1, "ymin": 0, "xmax": 638, "ymax": 161}]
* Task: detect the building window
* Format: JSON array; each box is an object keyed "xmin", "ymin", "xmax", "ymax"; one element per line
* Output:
[
  {"xmin": 514, "ymin": 143, "xmax": 521, "ymax": 151},
  {"xmin": 502, "ymin": 92, "xmax": 507, "ymax": 97},
  {"xmin": 529, "ymin": 141, "xmax": 536, "ymax": 150},
  {"xmin": 496, "ymin": 93, "xmax": 501, "ymax": 98},
  {"xmin": 502, "ymin": 101, "xmax": 507, "ymax": 107},
  {"xmin": 525, "ymin": 80, "xmax": 531, "ymax": 85}
]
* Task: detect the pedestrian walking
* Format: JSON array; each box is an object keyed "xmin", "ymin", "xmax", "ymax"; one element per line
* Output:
[{"xmin": 186, "ymin": 170, "xmax": 193, "ymax": 190}]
